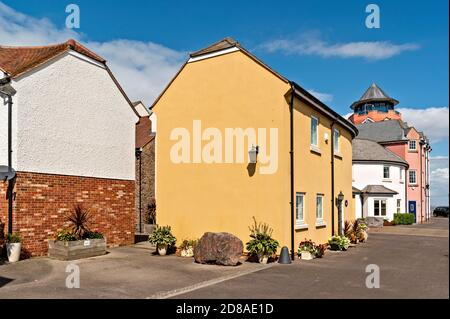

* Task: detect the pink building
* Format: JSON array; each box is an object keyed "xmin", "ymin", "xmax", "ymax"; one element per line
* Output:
[{"xmin": 349, "ymin": 84, "xmax": 431, "ymax": 223}]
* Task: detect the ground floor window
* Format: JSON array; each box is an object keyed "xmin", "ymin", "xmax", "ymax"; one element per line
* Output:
[
  {"xmin": 374, "ymin": 199, "xmax": 387, "ymax": 216},
  {"xmin": 316, "ymin": 194, "xmax": 324, "ymax": 220},
  {"xmin": 296, "ymin": 193, "xmax": 305, "ymax": 225}
]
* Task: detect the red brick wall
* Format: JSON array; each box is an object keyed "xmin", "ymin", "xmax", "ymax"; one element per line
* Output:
[{"xmin": 0, "ymin": 171, "xmax": 135, "ymax": 257}]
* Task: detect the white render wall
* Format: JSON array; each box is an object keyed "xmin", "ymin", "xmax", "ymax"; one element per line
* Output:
[
  {"xmin": 353, "ymin": 163, "xmax": 407, "ymax": 221},
  {"xmin": 8, "ymin": 52, "xmax": 137, "ymax": 180}
]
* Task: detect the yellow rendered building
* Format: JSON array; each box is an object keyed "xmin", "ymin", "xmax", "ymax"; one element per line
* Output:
[{"xmin": 151, "ymin": 38, "xmax": 358, "ymax": 255}]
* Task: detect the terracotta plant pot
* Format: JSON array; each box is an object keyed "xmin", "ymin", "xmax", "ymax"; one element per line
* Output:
[{"xmin": 181, "ymin": 247, "xmax": 194, "ymax": 257}]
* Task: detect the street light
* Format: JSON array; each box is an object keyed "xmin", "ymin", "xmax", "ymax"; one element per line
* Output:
[{"xmin": 0, "ymin": 76, "xmax": 16, "ymax": 235}]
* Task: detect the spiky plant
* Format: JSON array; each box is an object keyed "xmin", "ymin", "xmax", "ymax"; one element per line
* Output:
[{"xmin": 67, "ymin": 205, "xmax": 91, "ymax": 240}]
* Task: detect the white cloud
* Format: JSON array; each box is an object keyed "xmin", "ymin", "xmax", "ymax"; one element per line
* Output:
[
  {"xmin": 430, "ymin": 156, "xmax": 449, "ymax": 206},
  {"xmin": 307, "ymin": 89, "xmax": 333, "ymax": 103},
  {"xmin": 259, "ymin": 33, "xmax": 419, "ymax": 61},
  {"xmin": 0, "ymin": 2, "xmax": 185, "ymax": 107},
  {"xmin": 398, "ymin": 107, "xmax": 449, "ymax": 143}
]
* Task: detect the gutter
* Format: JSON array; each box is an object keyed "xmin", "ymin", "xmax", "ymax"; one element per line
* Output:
[{"xmin": 288, "ymin": 82, "xmax": 295, "ymax": 260}]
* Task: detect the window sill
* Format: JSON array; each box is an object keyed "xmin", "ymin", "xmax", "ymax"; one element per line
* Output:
[
  {"xmin": 382, "ymin": 179, "xmax": 392, "ymax": 183},
  {"xmin": 295, "ymin": 223, "xmax": 308, "ymax": 230},
  {"xmin": 315, "ymin": 220, "xmax": 327, "ymax": 228},
  {"xmin": 400, "ymin": 181, "xmax": 404, "ymax": 184},
  {"xmin": 334, "ymin": 152, "xmax": 343, "ymax": 159},
  {"xmin": 408, "ymin": 150, "xmax": 418, "ymax": 153},
  {"xmin": 310, "ymin": 145, "xmax": 322, "ymax": 155},
  {"xmin": 409, "ymin": 184, "xmax": 418, "ymax": 187}
]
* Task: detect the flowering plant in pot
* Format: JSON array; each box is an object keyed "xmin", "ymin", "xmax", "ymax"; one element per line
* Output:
[
  {"xmin": 298, "ymin": 240, "xmax": 327, "ymax": 259},
  {"xmin": 148, "ymin": 225, "xmax": 177, "ymax": 256},
  {"xmin": 6, "ymin": 233, "xmax": 22, "ymax": 263},
  {"xmin": 179, "ymin": 239, "xmax": 197, "ymax": 257},
  {"xmin": 246, "ymin": 217, "xmax": 279, "ymax": 264}
]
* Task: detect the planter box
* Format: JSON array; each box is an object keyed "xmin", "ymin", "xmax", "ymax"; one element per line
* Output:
[
  {"xmin": 48, "ymin": 238, "xmax": 106, "ymax": 261},
  {"xmin": 300, "ymin": 251, "xmax": 314, "ymax": 260}
]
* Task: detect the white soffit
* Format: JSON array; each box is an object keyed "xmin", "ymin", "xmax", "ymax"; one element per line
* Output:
[
  {"xmin": 188, "ymin": 47, "xmax": 240, "ymax": 63},
  {"xmin": 68, "ymin": 50, "xmax": 106, "ymax": 69}
]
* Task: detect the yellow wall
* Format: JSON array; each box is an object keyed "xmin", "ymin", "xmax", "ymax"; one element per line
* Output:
[{"xmin": 153, "ymin": 50, "xmax": 354, "ymax": 252}]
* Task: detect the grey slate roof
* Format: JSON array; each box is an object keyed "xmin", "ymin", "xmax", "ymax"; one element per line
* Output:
[
  {"xmin": 361, "ymin": 185, "xmax": 398, "ymax": 195},
  {"xmin": 353, "ymin": 138, "xmax": 408, "ymax": 166},
  {"xmin": 351, "ymin": 83, "xmax": 399, "ymax": 109},
  {"xmin": 356, "ymin": 120, "xmax": 407, "ymax": 142},
  {"xmin": 353, "ymin": 186, "xmax": 362, "ymax": 194}
]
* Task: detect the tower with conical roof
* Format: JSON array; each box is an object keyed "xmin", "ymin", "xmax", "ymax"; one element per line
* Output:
[{"xmin": 348, "ymin": 83, "xmax": 402, "ymax": 124}]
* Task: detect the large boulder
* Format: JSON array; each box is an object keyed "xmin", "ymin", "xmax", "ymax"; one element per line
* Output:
[
  {"xmin": 194, "ymin": 232, "xmax": 243, "ymax": 266},
  {"xmin": 365, "ymin": 217, "xmax": 384, "ymax": 228}
]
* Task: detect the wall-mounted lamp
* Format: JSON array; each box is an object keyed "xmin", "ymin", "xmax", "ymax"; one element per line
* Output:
[
  {"xmin": 336, "ymin": 191, "xmax": 344, "ymax": 206},
  {"xmin": 248, "ymin": 145, "xmax": 259, "ymax": 164}
]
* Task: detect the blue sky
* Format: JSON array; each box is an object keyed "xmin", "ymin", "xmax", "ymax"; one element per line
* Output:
[{"xmin": 1, "ymin": 0, "xmax": 448, "ymax": 204}]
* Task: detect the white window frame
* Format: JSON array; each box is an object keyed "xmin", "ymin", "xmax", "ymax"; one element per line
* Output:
[
  {"xmin": 408, "ymin": 140, "xmax": 417, "ymax": 151},
  {"xmin": 295, "ymin": 193, "xmax": 306, "ymax": 227},
  {"xmin": 409, "ymin": 170, "xmax": 417, "ymax": 185},
  {"xmin": 399, "ymin": 168, "xmax": 403, "ymax": 183},
  {"xmin": 310, "ymin": 116, "xmax": 319, "ymax": 148},
  {"xmin": 316, "ymin": 194, "xmax": 324, "ymax": 221},
  {"xmin": 374, "ymin": 198, "xmax": 387, "ymax": 216},
  {"xmin": 383, "ymin": 165, "xmax": 390, "ymax": 180},
  {"xmin": 397, "ymin": 199, "xmax": 401, "ymax": 214},
  {"xmin": 333, "ymin": 128, "xmax": 340, "ymax": 154}
]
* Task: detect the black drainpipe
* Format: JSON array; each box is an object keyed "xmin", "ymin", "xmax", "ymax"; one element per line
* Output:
[
  {"xmin": 288, "ymin": 82, "xmax": 295, "ymax": 260},
  {"xmin": 7, "ymin": 92, "xmax": 13, "ymax": 234},
  {"xmin": 135, "ymin": 148, "xmax": 143, "ymax": 233},
  {"xmin": 330, "ymin": 121, "xmax": 336, "ymax": 236}
]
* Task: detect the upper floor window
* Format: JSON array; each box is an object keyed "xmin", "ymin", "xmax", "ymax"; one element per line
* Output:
[
  {"xmin": 311, "ymin": 116, "xmax": 318, "ymax": 147},
  {"xmin": 400, "ymin": 168, "xmax": 403, "ymax": 181},
  {"xmin": 383, "ymin": 165, "xmax": 390, "ymax": 179},
  {"xmin": 409, "ymin": 170, "xmax": 417, "ymax": 185},
  {"xmin": 333, "ymin": 129, "xmax": 340, "ymax": 154},
  {"xmin": 408, "ymin": 140, "xmax": 417, "ymax": 151}
]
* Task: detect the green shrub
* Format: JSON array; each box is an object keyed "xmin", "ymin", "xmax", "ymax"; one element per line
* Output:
[
  {"xmin": 6, "ymin": 233, "xmax": 21, "ymax": 243},
  {"xmin": 246, "ymin": 217, "xmax": 279, "ymax": 257},
  {"xmin": 393, "ymin": 213, "xmax": 415, "ymax": 225},
  {"xmin": 148, "ymin": 225, "xmax": 177, "ymax": 247},
  {"xmin": 55, "ymin": 229, "xmax": 77, "ymax": 241},
  {"xmin": 84, "ymin": 231, "xmax": 104, "ymax": 239},
  {"xmin": 328, "ymin": 235, "xmax": 350, "ymax": 251}
]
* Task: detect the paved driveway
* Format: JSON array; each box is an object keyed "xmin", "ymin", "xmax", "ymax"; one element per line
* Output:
[
  {"xmin": 174, "ymin": 218, "xmax": 449, "ymax": 299},
  {"xmin": 0, "ymin": 218, "xmax": 448, "ymax": 299}
]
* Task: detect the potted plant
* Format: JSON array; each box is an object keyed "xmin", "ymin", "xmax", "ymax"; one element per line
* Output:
[
  {"xmin": 143, "ymin": 198, "xmax": 157, "ymax": 234},
  {"xmin": 344, "ymin": 220, "xmax": 358, "ymax": 244},
  {"xmin": 246, "ymin": 217, "xmax": 279, "ymax": 264},
  {"xmin": 298, "ymin": 239, "xmax": 316, "ymax": 260},
  {"xmin": 148, "ymin": 225, "xmax": 177, "ymax": 256},
  {"xmin": 48, "ymin": 205, "xmax": 106, "ymax": 260},
  {"xmin": 355, "ymin": 219, "xmax": 368, "ymax": 242},
  {"xmin": 328, "ymin": 235, "xmax": 350, "ymax": 251},
  {"xmin": 179, "ymin": 239, "xmax": 197, "ymax": 257},
  {"xmin": 6, "ymin": 233, "xmax": 22, "ymax": 262}
]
